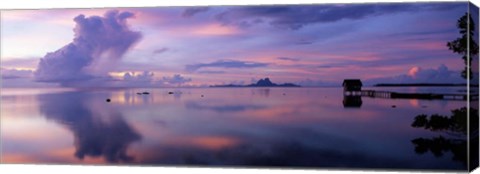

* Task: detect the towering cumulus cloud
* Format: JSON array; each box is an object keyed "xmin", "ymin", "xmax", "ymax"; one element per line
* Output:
[{"xmin": 34, "ymin": 10, "xmax": 142, "ymax": 85}]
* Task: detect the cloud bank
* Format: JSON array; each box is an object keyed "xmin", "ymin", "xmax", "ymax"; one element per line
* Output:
[
  {"xmin": 365, "ymin": 64, "xmax": 471, "ymax": 85},
  {"xmin": 294, "ymin": 64, "xmax": 473, "ymax": 87},
  {"xmin": 162, "ymin": 74, "xmax": 192, "ymax": 86},
  {"xmin": 1, "ymin": 67, "xmax": 58, "ymax": 88},
  {"xmin": 123, "ymin": 71, "xmax": 155, "ymax": 83},
  {"xmin": 1, "ymin": 68, "xmax": 33, "ymax": 79},
  {"xmin": 34, "ymin": 10, "xmax": 142, "ymax": 85},
  {"xmin": 215, "ymin": 3, "xmax": 464, "ymax": 30},
  {"xmin": 186, "ymin": 60, "xmax": 269, "ymax": 72},
  {"xmin": 97, "ymin": 72, "xmax": 193, "ymax": 88}
]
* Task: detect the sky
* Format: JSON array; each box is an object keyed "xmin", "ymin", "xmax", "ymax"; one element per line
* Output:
[{"xmin": 0, "ymin": 2, "xmax": 479, "ymax": 88}]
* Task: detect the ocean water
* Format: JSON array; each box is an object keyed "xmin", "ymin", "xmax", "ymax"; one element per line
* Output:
[{"xmin": 0, "ymin": 87, "xmax": 469, "ymax": 170}]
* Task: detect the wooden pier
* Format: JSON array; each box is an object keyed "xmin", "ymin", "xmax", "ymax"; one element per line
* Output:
[
  {"xmin": 345, "ymin": 90, "xmax": 479, "ymax": 101},
  {"xmin": 342, "ymin": 79, "xmax": 479, "ymax": 101}
]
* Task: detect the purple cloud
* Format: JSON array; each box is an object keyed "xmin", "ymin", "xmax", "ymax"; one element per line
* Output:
[
  {"xmin": 152, "ymin": 47, "xmax": 169, "ymax": 55},
  {"xmin": 0, "ymin": 58, "xmax": 39, "ymax": 69},
  {"xmin": 34, "ymin": 10, "xmax": 142, "ymax": 85},
  {"xmin": 296, "ymin": 79, "xmax": 339, "ymax": 87},
  {"xmin": 162, "ymin": 74, "xmax": 192, "ymax": 86},
  {"xmin": 123, "ymin": 71, "xmax": 154, "ymax": 83},
  {"xmin": 96, "ymin": 71, "xmax": 193, "ymax": 88},
  {"xmin": 182, "ymin": 7, "xmax": 210, "ymax": 17},
  {"xmin": 79, "ymin": 71, "xmax": 163, "ymax": 88},
  {"xmin": 197, "ymin": 70, "xmax": 226, "ymax": 74},
  {"xmin": 1, "ymin": 68, "xmax": 33, "ymax": 79},
  {"xmin": 365, "ymin": 64, "xmax": 470, "ymax": 85},
  {"xmin": 186, "ymin": 60, "xmax": 269, "ymax": 72},
  {"xmin": 277, "ymin": 57, "xmax": 300, "ymax": 62},
  {"xmin": 1, "ymin": 67, "xmax": 58, "ymax": 88},
  {"xmin": 215, "ymin": 3, "xmax": 465, "ymax": 30}
]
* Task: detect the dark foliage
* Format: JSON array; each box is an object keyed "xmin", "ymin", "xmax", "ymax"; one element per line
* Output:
[{"xmin": 447, "ymin": 13, "xmax": 479, "ymax": 79}]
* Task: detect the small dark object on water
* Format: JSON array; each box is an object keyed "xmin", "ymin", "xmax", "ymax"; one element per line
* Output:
[
  {"xmin": 282, "ymin": 93, "xmax": 286, "ymax": 95},
  {"xmin": 391, "ymin": 105, "xmax": 396, "ymax": 108},
  {"xmin": 421, "ymin": 105, "xmax": 427, "ymax": 108},
  {"xmin": 168, "ymin": 91, "xmax": 174, "ymax": 94},
  {"xmin": 136, "ymin": 92, "xmax": 142, "ymax": 95},
  {"xmin": 201, "ymin": 95, "xmax": 204, "ymax": 97},
  {"xmin": 106, "ymin": 99, "xmax": 111, "ymax": 102},
  {"xmin": 142, "ymin": 92, "xmax": 150, "ymax": 95}
]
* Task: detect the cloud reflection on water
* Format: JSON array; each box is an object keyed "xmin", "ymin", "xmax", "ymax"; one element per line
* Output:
[{"xmin": 37, "ymin": 91, "xmax": 142, "ymax": 163}]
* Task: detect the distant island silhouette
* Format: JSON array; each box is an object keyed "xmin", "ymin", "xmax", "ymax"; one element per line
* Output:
[
  {"xmin": 210, "ymin": 78, "xmax": 301, "ymax": 87},
  {"xmin": 375, "ymin": 83, "xmax": 479, "ymax": 87}
]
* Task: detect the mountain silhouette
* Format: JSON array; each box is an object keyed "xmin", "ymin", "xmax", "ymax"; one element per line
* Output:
[
  {"xmin": 210, "ymin": 78, "xmax": 300, "ymax": 87},
  {"xmin": 252, "ymin": 78, "xmax": 274, "ymax": 86}
]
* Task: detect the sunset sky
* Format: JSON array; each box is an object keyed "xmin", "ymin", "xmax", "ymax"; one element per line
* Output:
[{"xmin": 1, "ymin": 2, "xmax": 478, "ymax": 87}]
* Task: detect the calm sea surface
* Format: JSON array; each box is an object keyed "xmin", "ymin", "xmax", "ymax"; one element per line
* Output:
[{"xmin": 0, "ymin": 87, "xmax": 469, "ymax": 170}]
